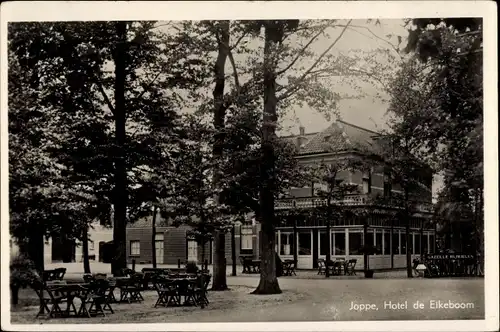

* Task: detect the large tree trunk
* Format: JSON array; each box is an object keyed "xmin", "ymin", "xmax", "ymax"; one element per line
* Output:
[
  {"xmin": 211, "ymin": 20, "xmax": 230, "ymax": 291},
  {"xmin": 212, "ymin": 231, "xmax": 228, "ymax": 290},
  {"xmin": 82, "ymin": 227, "xmax": 91, "ymax": 274},
  {"xmin": 111, "ymin": 21, "xmax": 129, "ymax": 276},
  {"xmin": 24, "ymin": 223, "xmax": 44, "ymax": 274},
  {"xmin": 152, "ymin": 205, "xmax": 158, "ymax": 268},
  {"xmin": 253, "ymin": 22, "xmax": 284, "ymax": 295}
]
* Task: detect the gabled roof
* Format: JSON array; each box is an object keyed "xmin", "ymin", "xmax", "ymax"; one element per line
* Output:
[{"xmin": 283, "ymin": 120, "xmax": 383, "ymax": 156}]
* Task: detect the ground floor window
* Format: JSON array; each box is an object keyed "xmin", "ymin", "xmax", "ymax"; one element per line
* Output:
[
  {"xmin": 319, "ymin": 231, "xmax": 328, "ymax": 256},
  {"xmin": 375, "ymin": 229, "xmax": 383, "ymax": 254},
  {"xmin": 422, "ymin": 233, "xmax": 429, "ymax": 254},
  {"xmin": 333, "ymin": 231, "xmax": 345, "ymax": 255},
  {"xmin": 415, "ymin": 233, "xmax": 421, "ymax": 255},
  {"xmin": 348, "ymin": 231, "xmax": 363, "ymax": 255},
  {"xmin": 298, "ymin": 232, "xmax": 311, "ymax": 255},
  {"xmin": 392, "ymin": 231, "xmax": 400, "ymax": 255},
  {"xmin": 384, "ymin": 231, "xmax": 391, "ymax": 255},
  {"xmin": 130, "ymin": 240, "xmax": 140, "ymax": 256},
  {"xmin": 401, "ymin": 231, "xmax": 407, "ymax": 254},
  {"xmin": 365, "ymin": 230, "xmax": 374, "ymax": 247},
  {"xmin": 280, "ymin": 232, "xmax": 294, "ymax": 255},
  {"xmin": 429, "ymin": 234, "xmax": 435, "ymax": 253}
]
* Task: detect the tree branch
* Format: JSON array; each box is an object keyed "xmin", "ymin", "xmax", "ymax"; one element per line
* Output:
[
  {"xmin": 278, "ymin": 20, "xmax": 352, "ymax": 101},
  {"xmin": 276, "ymin": 26, "xmax": 328, "ymax": 76}
]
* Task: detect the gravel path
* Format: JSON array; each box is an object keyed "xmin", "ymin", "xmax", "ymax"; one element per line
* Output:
[{"xmin": 10, "ymin": 275, "xmax": 484, "ymax": 324}]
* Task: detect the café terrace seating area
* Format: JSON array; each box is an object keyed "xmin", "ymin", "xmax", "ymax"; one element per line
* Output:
[{"xmin": 31, "ymin": 266, "xmax": 212, "ymax": 320}]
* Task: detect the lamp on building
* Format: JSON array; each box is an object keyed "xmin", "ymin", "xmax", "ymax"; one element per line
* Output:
[{"xmin": 415, "ymin": 263, "xmax": 427, "ymax": 277}]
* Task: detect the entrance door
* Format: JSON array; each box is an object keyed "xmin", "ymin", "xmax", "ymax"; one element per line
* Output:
[
  {"xmin": 155, "ymin": 234, "xmax": 164, "ymax": 264},
  {"xmin": 297, "ymin": 230, "xmax": 313, "ymax": 269},
  {"xmin": 187, "ymin": 240, "xmax": 198, "ymax": 263}
]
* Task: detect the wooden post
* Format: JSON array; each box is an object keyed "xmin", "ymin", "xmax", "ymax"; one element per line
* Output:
[
  {"xmin": 177, "ymin": 258, "xmax": 181, "ymax": 268},
  {"xmin": 132, "ymin": 259, "xmax": 136, "ymax": 272}
]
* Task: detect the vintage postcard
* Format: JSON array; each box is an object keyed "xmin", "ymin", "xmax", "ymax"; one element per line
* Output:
[{"xmin": 1, "ymin": 1, "xmax": 498, "ymax": 331}]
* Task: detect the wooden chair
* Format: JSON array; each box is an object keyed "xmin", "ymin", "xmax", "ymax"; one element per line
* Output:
[
  {"xmin": 154, "ymin": 279, "xmax": 179, "ymax": 307},
  {"xmin": 317, "ymin": 259, "xmax": 326, "ymax": 275},
  {"xmin": 31, "ymin": 279, "xmax": 67, "ymax": 318},
  {"xmin": 346, "ymin": 259, "xmax": 357, "ymax": 275},
  {"xmin": 195, "ymin": 274, "xmax": 211, "ymax": 307},
  {"xmin": 54, "ymin": 268, "xmax": 66, "ymax": 280}
]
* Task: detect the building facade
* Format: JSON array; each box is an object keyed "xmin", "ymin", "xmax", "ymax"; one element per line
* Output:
[{"xmin": 123, "ymin": 120, "xmax": 436, "ymax": 270}]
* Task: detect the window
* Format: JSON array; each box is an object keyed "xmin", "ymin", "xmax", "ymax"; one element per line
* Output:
[
  {"xmin": 348, "ymin": 231, "xmax": 363, "ymax": 255},
  {"xmin": 319, "ymin": 231, "xmax": 328, "ymax": 256},
  {"xmin": 280, "ymin": 233, "xmax": 294, "ymax": 255},
  {"xmin": 89, "ymin": 240, "xmax": 94, "ymax": 251},
  {"xmin": 392, "ymin": 231, "xmax": 400, "ymax": 255},
  {"xmin": 401, "ymin": 231, "xmax": 407, "ymax": 254},
  {"xmin": 415, "ymin": 234, "xmax": 421, "ymax": 255},
  {"xmin": 422, "ymin": 233, "xmax": 429, "ymax": 254},
  {"xmin": 130, "ymin": 241, "xmax": 140, "ymax": 256},
  {"xmin": 365, "ymin": 230, "xmax": 374, "ymax": 247},
  {"xmin": 241, "ymin": 226, "xmax": 253, "ymax": 250},
  {"xmin": 334, "ymin": 232, "xmax": 345, "ymax": 255},
  {"xmin": 298, "ymin": 232, "xmax": 311, "ymax": 255},
  {"xmin": 375, "ymin": 230, "xmax": 383, "ymax": 255},
  {"xmin": 383, "ymin": 231, "xmax": 391, "ymax": 255}
]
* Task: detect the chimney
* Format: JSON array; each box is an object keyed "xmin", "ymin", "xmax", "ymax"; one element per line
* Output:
[{"xmin": 299, "ymin": 126, "xmax": 305, "ymax": 136}]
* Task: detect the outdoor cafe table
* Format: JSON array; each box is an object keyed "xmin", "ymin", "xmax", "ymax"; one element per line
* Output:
[
  {"xmin": 164, "ymin": 277, "xmax": 199, "ymax": 307},
  {"xmin": 108, "ymin": 276, "xmax": 137, "ymax": 303},
  {"xmin": 43, "ymin": 282, "xmax": 91, "ymax": 318}
]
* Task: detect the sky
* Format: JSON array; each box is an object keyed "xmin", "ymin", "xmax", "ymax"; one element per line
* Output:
[
  {"xmin": 158, "ymin": 19, "xmax": 443, "ymax": 199},
  {"xmin": 276, "ymin": 19, "xmax": 409, "ymax": 136}
]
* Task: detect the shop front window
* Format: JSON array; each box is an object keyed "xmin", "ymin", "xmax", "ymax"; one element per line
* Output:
[
  {"xmin": 401, "ymin": 231, "xmax": 407, "ymax": 254},
  {"xmin": 319, "ymin": 231, "xmax": 328, "ymax": 256},
  {"xmin": 392, "ymin": 231, "xmax": 400, "ymax": 255},
  {"xmin": 375, "ymin": 230, "xmax": 383, "ymax": 255},
  {"xmin": 333, "ymin": 231, "xmax": 345, "ymax": 255},
  {"xmin": 280, "ymin": 233, "xmax": 293, "ymax": 255},
  {"xmin": 348, "ymin": 231, "xmax": 363, "ymax": 255},
  {"xmin": 383, "ymin": 231, "xmax": 391, "ymax": 255},
  {"xmin": 415, "ymin": 234, "xmax": 421, "ymax": 255},
  {"xmin": 298, "ymin": 232, "xmax": 311, "ymax": 255}
]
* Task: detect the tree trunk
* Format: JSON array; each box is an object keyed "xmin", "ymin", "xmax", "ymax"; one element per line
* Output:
[
  {"xmin": 25, "ymin": 224, "xmax": 44, "ymax": 274},
  {"xmin": 253, "ymin": 22, "xmax": 283, "ymax": 295},
  {"xmin": 152, "ymin": 205, "xmax": 158, "ymax": 269},
  {"xmin": 211, "ymin": 20, "xmax": 230, "ymax": 291},
  {"xmin": 82, "ymin": 227, "xmax": 91, "ymax": 274},
  {"xmin": 231, "ymin": 225, "xmax": 237, "ymax": 276},
  {"xmin": 211, "ymin": 230, "xmax": 228, "ymax": 290},
  {"xmin": 11, "ymin": 285, "xmax": 20, "ymax": 306},
  {"xmin": 111, "ymin": 21, "xmax": 129, "ymax": 277}
]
